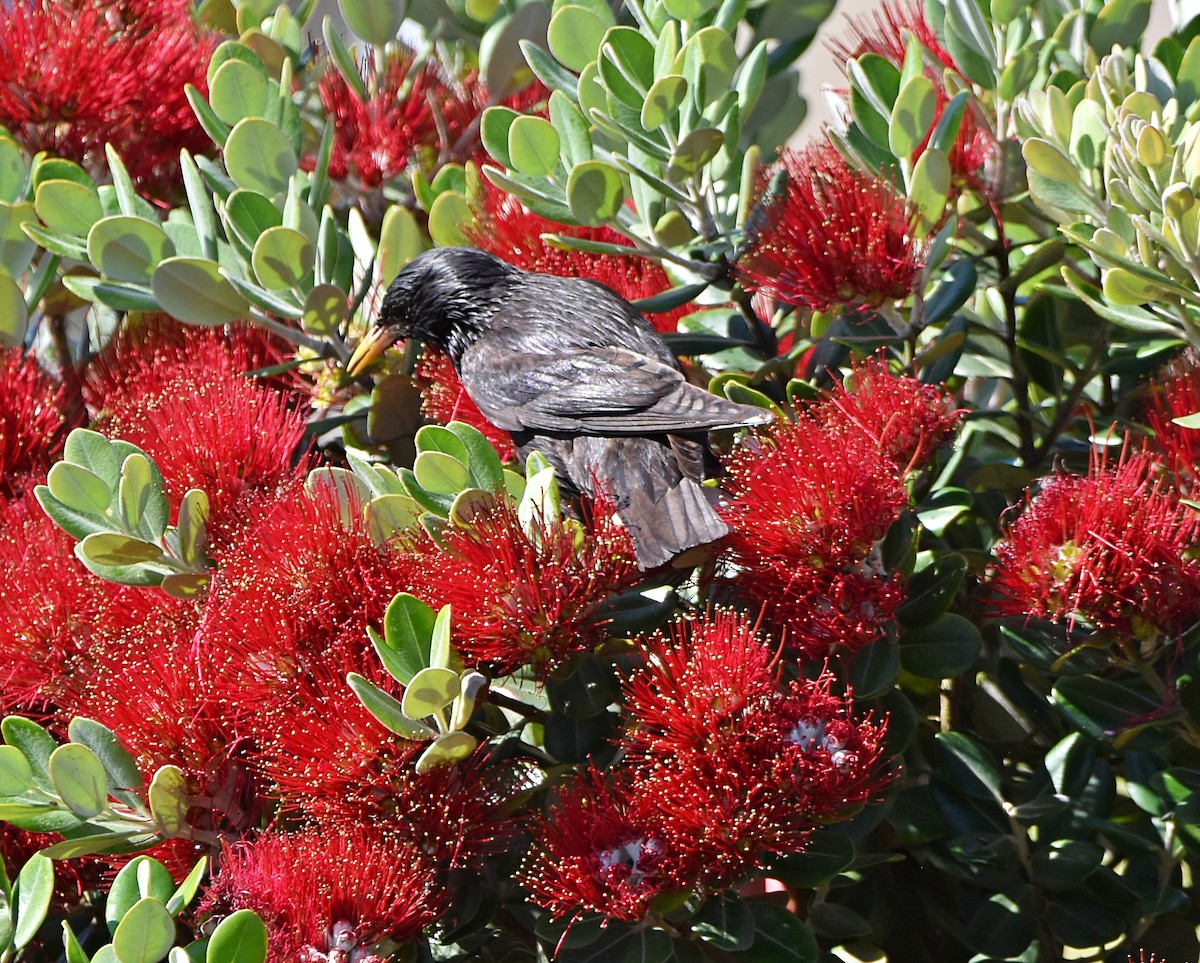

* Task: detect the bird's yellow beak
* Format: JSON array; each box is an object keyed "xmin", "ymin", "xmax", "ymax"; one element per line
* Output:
[{"xmin": 346, "ymin": 326, "xmax": 395, "ymax": 377}]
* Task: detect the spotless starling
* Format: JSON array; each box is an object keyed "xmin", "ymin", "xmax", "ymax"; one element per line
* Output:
[{"xmin": 347, "ymin": 246, "xmax": 774, "ymax": 569}]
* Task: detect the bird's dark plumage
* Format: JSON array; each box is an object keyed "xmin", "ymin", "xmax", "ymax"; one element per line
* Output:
[{"xmin": 358, "ymin": 247, "xmax": 773, "ymax": 569}]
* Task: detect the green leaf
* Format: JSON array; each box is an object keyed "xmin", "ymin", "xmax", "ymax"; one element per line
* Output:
[
  {"xmin": 250, "ymin": 225, "xmax": 313, "ymax": 290},
  {"xmin": 112, "ymin": 897, "xmax": 176, "ymax": 963},
  {"xmin": 208, "ymin": 58, "xmax": 270, "ymax": 126},
  {"xmin": 847, "ymin": 637, "xmax": 899, "ymax": 698},
  {"xmin": 549, "ymin": 91, "xmax": 593, "ymax": 167},
  {"xmin": 346, "ymin": 673, "xmax": 435, "ymax": 740},
  {"xmin": 508, "ymin": 116, "xmax": 562, "ymax": 177},
  {"xmin": 34, "ymin": 179, "xmax": 102, "ymax": 237},
  {"xmin": 148, "ymin": 765, "xmax": 189, "ymax": 837},
  {"xmin": 108, "ymin": 858, "xmax": 176, "ymax": 937},
  {"xmin": 667, "ymin": 128, "xmax": 724, "ymax": 181},
  {"xmin": 692, "ymin": 895, "xmax": 755, "ymax": 951},
  {"xmin": 415, "ymin": 731, "xmax": 478, "ymax": 773},
  {"xmin": 0, "ymin": 138, "xmax": 26, "ymax": 205},
  {"xmin": 1089, "ymin": 0, "xmax": 1151, "ymax": 53},
  {"xmin": 641, "ymin": 75, "xmax": 687, "ymax": 131},
  {"xmin": 682, "ymin": 26, "xmax": 737, "ymax": 105},
  {"xmin": 206, "ymin": 910, "xmax": 267, "ymax": 963},
  {"xmin": 0, "ymin": 201, "xmax": 38, "ymax": 277},
  {"xmin": 379, "ymin": 592, "xmax": 437, "ymax": 686},
  {"xmin": 366, "ymin": 493, "xmax": 423, "ymax": 542},
  {"xmin": 301, "ymin": 283, "xmax": 345, "ymax": 336},
  {"xmin": 1031, "ymin": 839, "xmax": 1104, "ymax": 891},
  {"xmin": 943, "ymin": 0, "xmax": 998, "ymax": 86},
  {"xmin": 598, "ymin": 26, "xmax": 655, "ymax": 108},
  {"xmin": 897, "ymin": 553, "xmax": 967, "ymax": 627},
  {"xmin": 62, "ymin": 921, "xmax": 90, "ymax": 963},
  {"xmin": 0, "ymin": 272, "xmax": 27, "ymax": 349},
  {"xmin": 566, "ymin": 160, "xmax": 625, "ymax": 225},
  {"xmin": 77, "ymin": 533, "xmax": 164, "ymax": 567},
  {"xmin": 744, "ymin": 901, "xmax": 819, "ymax": 963},
  {"xmin": 1051, "ymin": 674, "xmax": 1162, "ymax": 739},
  {"xmin": 0, "ymin": 745, "xmax": 33, "ymax": 796},
  {"xmin": 67, "ymin": 719, "xmax": 143, "ymax": 797},
  {"xmin": 890, "ymin": 75, "xmax": 937, "ymax": 158},
  {"xmin": 480, "ymin": 2, "xmax": 551, "ymax": 99},
  {"xmin": 545, "ymin": 656, "xmax": 619, "ymax": 720},
  {"xmin": 12, "ymin": 854, "xmax": 53, "ymax": 951},
  {"xmin": 966, "ymin": 887, "xmax": 1036, "ymax": 958},
  {"xmin": 402, "ymin": 667, "xmax": 461, "ymax": 719},
  {"xmin": 413, "ymin": 450, "xmax": 472, "ymax": 495},
  {"xmin": 118, "ymin": 453, "xmax": 159, "ymax": 538},
  {"xmin": 2, "ymin": 717, "xmax": 57, "ymax": 792},
  {"xmin": 47, "ymin": 461, "xmax": 112, "ymax": 515},
  {"xmin": 166, "ymin": 857, "xmax": 208, "ymax": 916},
  {"xmin": 935, "ymin": 731, "xmax": 1003, "ymax": 802},
  {"xmin": 900, "ymin": 613, "xmax": 982, "ymax": 679},
  {"xmin": 338, "ymin": 0, "xmax": 403, "ymax": 44},
  {"xmin": 223, "ymin": 189, "xmax": 282, "ymax": 251},
  {"xmin": 909, "ymin": 147, "xmax": 950, "ymax": 231},
  {"xmin": 547, "ymin": 4, "xmax": 610, "ymax": 73},
  {"xmin": 481, "ymin": 107, "xmax": 519, "ymax": 168},
  {"xmin": 427, "ymin": 191, "xmax": 473, "ymax": 248},
  {"xmin": 520, "ymin": 40, "xmax": 582, "ymax": 97},
  {"xmin": 447, "ymin": 422, "xmax": 506, "ymax": 490},
  {"xmin": 48, "ymin": 743, "xmax": 109, "ymax": 819},
  {"xmin": 151, "ymin": 257, "xmax": 250, "ymax": 326},
  {"xmin": 223, "ymin": 117, "xmax": 297, "ymax": 196},
  {"xmin": 1023, "ymin": 139, "xmax": 1095, "ymax": 215}
]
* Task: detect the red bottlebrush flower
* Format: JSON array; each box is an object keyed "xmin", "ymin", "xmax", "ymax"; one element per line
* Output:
[
  {"xmin": 1146, "ymin": 350, "xmax": 1200, "ymax": 495},
  {"xmin": 0, "ymin": 0, "xmax": 214, "ymax": 194},
  {"xmin": 317, "ymin": 49, "xmax": 469, "ymax": 188},
  {"xmin": 518, "ymin": 766, "xmax": 685, "ymax": 923},
  {"xmin": 199, "ymin": 484, "xmax": 424, "ymax": 714},
  {"xmin": 409, "ymin": 496, "xmax": 640, "ymax": 678},
  {"xmin": 85, "ymin": 319, "xmax": 292, "ymax": 416},
  {"xmin": 720, "ymin": 417, "xmax": 908, "ymax": 655},
  {"xmin": 621, "ymin": 610, "xmax": 781, "ymax": 757},
  {"xmin": 989, "ymin": 449, "xmax": 1200, "ymax": 639},
  {"xmin": 200, "ymin": 824, "xmax": 443, "ymax": 962},
  {"xmin": 413, "ymin": 347, "xmax": 517, "ymax": 461},
  {"xmin": 467, "ymin": 181, "xmax": 693, "ymax": 333},
  {"xmin": 0, "ymin": 347, "xmax": 66, "ymax": 502},
  {"xmin": 817, "ymin": 356, "xmax": 961, "ymax": 473},
  {"xmin": 621, "ymin": 614, "xmax": 889, "ymax": 886},
  {"xmin": 737, "ymin": 143, "xmax": 926, "ymax": 314},
  {"xmin": 829, "ymin": 0, "xmax": 958, "ymax": 74},
  {"xmin": 98, "ymin": 329, "xmax": 311, "ymax": 543},
  {"xmin": 0, "ymin": 489, "xmax": 117, "ymax": 716}
]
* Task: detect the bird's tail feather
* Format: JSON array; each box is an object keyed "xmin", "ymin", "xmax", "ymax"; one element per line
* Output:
[{"xmin": 622, "ymin": 479, "xmax": 728, "ymax": 570}]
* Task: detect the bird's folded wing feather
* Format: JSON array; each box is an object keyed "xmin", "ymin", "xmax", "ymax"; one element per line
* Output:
[{"xmin": 459, "ymin": 344, "xmax": 771, "ymax": 434}]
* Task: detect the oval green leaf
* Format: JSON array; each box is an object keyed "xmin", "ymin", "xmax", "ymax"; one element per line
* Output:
[
  {"xmin": 0, "ymin": 201, "xmax": 37, "ymax": 277},
  {"xmin": 641, "ymin": 74, "xmax": 687, "ymax": 130},
  {"xmin": 402, "ymin": 666, "xmax": 462, "ymax": 719},
  {"xmin": 151, "ymin": 257, "xmax": 250, "ymax": 326},
  {"xmin": 566, "ymin": 160, "xmax": 625, "ymax": 226},
  {"xmin": 337, "ymin": 0, "xmax": 403, "ymax": 45},
  {"xmin": 415, "ymin": 731, "xmax": 478, "ymax": 773},
  {"xmin": 0, "ymin": 138, "xmax": 26, "ymax": 204},
  {"xmin": 301, "ymin": 283, "xmax": 345, "ymax": 336},
  {"xmin": 251, "ymin": 225, "xmax": 313, "ymax": 290},
  {"xmin": 112, "ymin": 898, "xmax": 176, "ymax": 963},
  {"xmin": 78, "ymin": 533, "xmax": 164, "ymax": 567},
  {"xmin": 413, "ymin": 449, "xmax": 472, "ymax": 494},
  {"xmin": 107, "ymin": 858, "xmax": 176, "ymax": 937},
  {"xmin": 0, "ymin": 745, "xmax": 33, "ymax": 796},
  {"xmin": 48, "ymin": 743, "xmax": 109, "ymax": 819},
  {"xmin": 548, "ymin": 5, "xmax": 610, "ymax": 73},
  {"xmin": 34, "ymin": 179, "xmax": 102, "ymax": 237},
  {"xmin": 13, "ymin": 853, "xmax": 53, "ymax": 951},
  {"xmin": 88, "ymin": 216, "xmax": 175, "ymax": 285},
  {"xmin": 209, "ymin": 58, "xmax": 270, "ymax": 125},
  {"xmin": 206, "ymin": 909, "xmax": 267, "ymax": 963},
  {"xmin": 148, "ymin": 765, "xmax": 189, "ymax": 837},
  {"xmin": 508, "ymin": 115, "xmax": 562, "ymax": 177},
  {"xmin": 427, "ymin": 192, "xmax": 472, "ymax": 249},
  {"xmin": 0, "ymin": 271, "xmax": 27, "ymax": 349},
  {"xmin": 890, "ymin": 75, "xmax": 937, "ymax": 159},
  {"xmin": 223, "ymin": 117, "xmax": 297, "ymax": 196},
  {"xmin": 47, "ymin": 461, "xmax": 112, "ymax": 515}
]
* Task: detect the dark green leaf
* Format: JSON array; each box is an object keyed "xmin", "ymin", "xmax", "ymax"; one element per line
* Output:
[
  {"xmin": 900, "ymin": 613, "xmax": 981, "ymax": 679},
  {"xmin": 205, "ymin": 909, "xmax": 267, "ymax": 963},
  {"xmin": 935, "ymin": 731, "xmax": 1003, "ymax": 802}
]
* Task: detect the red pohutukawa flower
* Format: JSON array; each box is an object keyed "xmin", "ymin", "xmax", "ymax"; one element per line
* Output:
[
  {"xmin": 829, "ymin": 0, "xmax": 958, "ymax": 72},
  {"xmin": 0, "ymin": 347, "xmax": 66, "ymax": 502},
  {"xmin": 413, "ymin": 348, "xmax": 517, "ymax": 461},
  {"xmin": 98, "ymin": 332, "xmax": 310, "ymax": 543},
  {"xmin": 318, "ymin": 49, "xmax": 474, "ymax": 187},
  {"xmin": 621, "ymin": 614, "xmax": 888, "ymax": 886},
  {"xmin": 201, "ymin": 824, "xmax": 443, "ymax": 962},
  {"xmin": 466, "ymin": 182, "xmax": 693, "ymax": 334},
  {"xmin": 0, "ymin": 0, "xmax": 213, "ymax": 193},
  {"xmin": 737, "ymin": 143, "xmax": 925, "ymax": 314},
  {"xmin": 720, "ymin": 417, "xmax": 908, "ymax": 655},
  {"xmin": 818, "ymin": 356, "xmax": 961, "ymax": 473},
  {"xmin": 518, "ymin": 766, "xmax": 684, "ymax": 923},
  {"xmin": 0, "ymin": 489, "xmax": 117, "ymax": 717},
  {"xmin": 1145, "ymin": 350, "xmax": 1200, "ymax": 494},
  {"xmin": 989, "ymin": 449, "xmax": 1200, "ymax": 639},
  {"xmin": 409, "ymin": 496, "xmax": 640, "ymax": 678}
]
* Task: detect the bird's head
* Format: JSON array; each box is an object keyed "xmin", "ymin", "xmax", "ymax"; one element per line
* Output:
[{"xmin": 347, "ymin": 247, "xmax": 517, "ymax": 376}]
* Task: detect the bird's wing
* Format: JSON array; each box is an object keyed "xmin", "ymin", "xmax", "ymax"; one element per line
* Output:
[{"xmin": 459, "ymin": 343, "xmax": 772, "ymax": 435}]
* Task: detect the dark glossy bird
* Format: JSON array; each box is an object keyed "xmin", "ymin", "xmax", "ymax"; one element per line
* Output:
[{"xmin": 347, "ymin": 246, "xmax": 773, "ymax": 569}]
